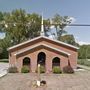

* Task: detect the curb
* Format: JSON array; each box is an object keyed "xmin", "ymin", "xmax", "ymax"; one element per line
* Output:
[
  {"xmin": 0, "ymin": 70, "xmax": 8, "ymax": 78},
  {"xmin": 77, "ymin": 64, "xmax": 90, "ymax": 71}
]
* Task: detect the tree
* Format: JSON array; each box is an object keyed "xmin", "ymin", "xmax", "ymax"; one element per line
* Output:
[
  {"xmin": 78, "ymin": 45, "xmax": 90, "ymax": 59},
  {"xmin": 60, "ymin": 34, "xmax": 79, "ymax": 46},
  {"xmin": 0, "ymin": 12, "xmax": 3, "ymax": 21},
  {"xmin": 52, "ymin": 14, "xmax": 72, "ymax": 40},
  {"xmin": 43, "ymin": 19, "xmax": 51, "ymax": 36},
  {"xmin": 0, "ymin": 9, "xmax": 42, "ymax": 45},
  {"xmin": 0, "ymin": 12, "xmax": 4, "ymax": 31},
  {"xmin": 26, "ymin": 13, "xmax": 41, "ymax": 38},
  {"xmin": 0, "ymin": 36, "xmax": 12, "ymax": 59}
]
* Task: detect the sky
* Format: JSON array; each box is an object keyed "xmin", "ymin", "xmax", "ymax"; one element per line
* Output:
[{"xmin": 0, "ymin": 0, "xmax": 90, "ymax": 45}]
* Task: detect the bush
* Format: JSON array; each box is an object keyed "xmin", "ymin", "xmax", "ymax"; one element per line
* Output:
[
  {"xmin": 36, "ymin": 65, "xmax": 45, "ymax": 73},
  {"xmin": 53, "ymin": 66, "xmax": 62, "ymax": 74},
  {"xmin": 63, "ymin": 65, "xmax": 74, "ymax": 74},
  {"xmin": 21, "ymin": 66, "xmax": 30, "ymax": 73},
  {"xmin": 8, "ymin": 66, "xmax": 18, "ymax": 73}
]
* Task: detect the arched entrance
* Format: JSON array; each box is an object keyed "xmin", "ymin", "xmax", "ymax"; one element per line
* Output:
[
  {"xmin": 37, "ymin": 52, "xmax": 46, "ymax": 73},
  {"xmin": 37, "ymin": 52, "xmax": 46, "ymax": 65},
  {"xmin": 23, "ymin": 57, "xmax": 31, "ymax": 72},
  {"xmin": 52, "ymin": 57, "xmax": 60, "ymax": 67}
]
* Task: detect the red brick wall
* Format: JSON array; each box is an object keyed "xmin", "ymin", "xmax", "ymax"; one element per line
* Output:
[
  {"xmin": 10, "ymin": 48, "xmax": 69, "ymax": 73},
  {"xmin": 9, "ymin": 37, "xmax": 78, "ymax": 73}
]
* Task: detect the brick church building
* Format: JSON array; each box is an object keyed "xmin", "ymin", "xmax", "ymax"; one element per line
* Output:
[{"xmin": 8, "ymin": 16, "xmax": 78, "ymax": 73}]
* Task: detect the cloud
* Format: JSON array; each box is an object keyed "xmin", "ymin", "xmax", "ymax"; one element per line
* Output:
[
  {"xmin": 69, "ymin": 17, "xmax": 76, "ymax": 23},
  {"xmin": 78, "ymin": 41, "xmax": 90, "ymax": 45},
  {"xmin": 75, "ymin": 36, "xmax": 90, "ymax": 45}
]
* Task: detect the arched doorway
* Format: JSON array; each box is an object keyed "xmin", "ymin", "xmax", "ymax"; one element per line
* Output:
[
  {"xmin": 37, "ymin": 52, "xmax": 46, "ymax": 65},
  {"xmin": 37, "ymin": 52, "xmax": 46, "ymax": 73},
  {"xmin": 23, "ymin": 57, "xmax": 31, "ymax": 72}
]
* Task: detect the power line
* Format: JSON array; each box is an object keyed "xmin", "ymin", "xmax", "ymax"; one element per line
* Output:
[
  {"xmin": 50, "ymin": 24, "xmax": 90, "ymax": 26},
  {"xmin": 1, "ymin": 22, "xmax": 90, "ymax": 27},
  {"xmin": 69, "ymin": 24, "xmax": 90, "ymax": 26}
]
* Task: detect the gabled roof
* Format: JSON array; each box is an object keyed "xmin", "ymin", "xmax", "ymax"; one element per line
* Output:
[
  {"xmin": 8, "ymin": 36, "xmax": 79, "ymax": 51},
  {"xmin": 14, "ymin": 43, "xmax": 70, "ymax": 56}
]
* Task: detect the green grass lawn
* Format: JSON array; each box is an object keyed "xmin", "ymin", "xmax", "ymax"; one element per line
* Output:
[{"xmin": 78, "ymin": 59, "xmax": 90, "ymax": 67}]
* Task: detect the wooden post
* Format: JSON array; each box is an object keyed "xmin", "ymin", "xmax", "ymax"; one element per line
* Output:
[
  {"xmin": 37, "ymin": 63, "xmax": 41, "ymax": 86},
  {"xmin": 38, "ymin": 63, "xmax": 41, "ymax": 81}
]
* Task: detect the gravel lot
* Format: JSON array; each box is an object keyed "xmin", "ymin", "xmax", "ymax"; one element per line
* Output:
[{"xmin": 0, "ymin": 70, "xmax": 90, "ymax": 90}]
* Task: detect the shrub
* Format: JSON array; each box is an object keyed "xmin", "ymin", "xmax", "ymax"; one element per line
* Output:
[
  {"xmin": 36, "ymin": 65, "xmax": 45, "ymax": 73},
  {"xmin": 63, "ymin": 65, "xmax": 74, "ymax": 74},
  {"xmin": 53, "ymin": 66, "xmax": 62, "ymax": 74},
  {"xmin": 21, "ymin": 66, "xmax": 30, "ymax": 73},
  {"xmin": 8, "ymin": 66, "xmax": 18, "ymax": 73}
]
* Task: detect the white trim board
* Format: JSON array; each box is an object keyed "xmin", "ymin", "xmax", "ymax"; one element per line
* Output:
[{"xmin": 14, "ymin": 43, "xmax": 71, "ymax": 56}]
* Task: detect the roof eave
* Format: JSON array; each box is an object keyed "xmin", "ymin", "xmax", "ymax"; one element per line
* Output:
[{"xmin": 14, "ymin": 43, "xmax": 71, "ymax": 56}]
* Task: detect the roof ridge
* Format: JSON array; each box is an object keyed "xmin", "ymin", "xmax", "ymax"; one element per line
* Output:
[{"xmin": 8, "ymin": 36, "xmax": 79, "ymax": 50}]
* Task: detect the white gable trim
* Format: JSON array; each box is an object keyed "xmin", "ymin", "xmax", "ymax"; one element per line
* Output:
[
  {"xmin": 14, "ymin": 43, "xmax": 71, "ymax": 56},
  {"xmin": 8, "ymin": 36, "xmax": 79, "ymax": 50}
]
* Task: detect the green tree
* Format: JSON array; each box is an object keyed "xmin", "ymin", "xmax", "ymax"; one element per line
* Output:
[
  {"xmin": 0, "ymin": 36, "xmax": 12, "ymax": 59},
  {"xmin": 60, "ymin": 34, "xmax": 79, "ymax": 46},
  {"xmin": 26, "ymin": 13, "xmax": 41, "ymax": 38},
  {"xmin": 52, "ymin": 14, "xmax": 72, "ymax": 40},
  {"xmin": 43, "ymin": 19, "xmax": 51, "ymax": 36},
  {"xmin": 0, "ymin": 9, "xmax": 42, "ymax": 45},
  {"xmin": 0, "ymin": 12, "xmax": 4, "ymax": 31},
  {"xmin": 78, "ymin": 45, "xmax": 90, "ymax": 59}
]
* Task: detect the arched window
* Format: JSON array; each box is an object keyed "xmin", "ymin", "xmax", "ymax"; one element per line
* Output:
[
  {"xmin": 52, "ymin": 57, "xmax": 60, "ymax": 67},
  {"xmin": 23, "ymin": 57, "xmax": 30, "ymax": 66}
]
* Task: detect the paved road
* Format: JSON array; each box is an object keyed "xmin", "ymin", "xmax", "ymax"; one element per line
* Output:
[
  {"xmin": 78, "ymin": 64, "xmax": 90, "ymax": 70},
  {"xmin": 0, "ymin": 71, "xmax": 90, "ymax": 90},
  {"xmin": 0, "ymin": 63, "xmax": 9, "ymax": 71},
  {"xmin": 0, "ymin": 63, "xmax": 9, "ymax": 77}
]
